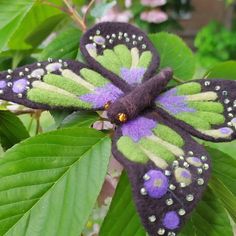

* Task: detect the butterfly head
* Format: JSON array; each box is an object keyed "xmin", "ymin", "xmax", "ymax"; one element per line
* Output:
[{"xmin": 106, "ymin": 99, "xmax": 130, "ymax": 124}]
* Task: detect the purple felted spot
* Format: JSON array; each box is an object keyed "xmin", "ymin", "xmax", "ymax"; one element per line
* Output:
[
  {"xmin": 191, "ymin": 157, "xmax": 202, "ymax": 163},
  {"xmin": 156, "ymin": 88, "xmax": 195, "ymax": 114},
  {"xmin": 0, "ymin": 80, "xmax": 6, "ymax": 89},
  {"xmin": 93, "ymin": 35, "xmax": 105, "ymax": 45},
  {"xmin": 143, "ymin": 170, "xmax": 169, "ymax": 198},
  {"xmin": 220, "ymin": 127, "xmax": 233, "ymax": 134},
  {"xmin": 162, "ymin": 211, "xmax": 180, "ymax": 230},
  {"xmin": 12, "ymin": 79, "xmax": 28, "ymax": 93},
  {"xmin": 181, "ymin": 170, "xmax": 191, "ymax": 178},
  {"xmin": 120, "ymin": 68, "xmax": 146, "ymax": 85},
  {"xmin": 80, "ymin": 83, "xmax": 123, "ymax": 108},
  {"xmin": 121, "ymin": 117, "xmax": 156, "ymax": 142}
]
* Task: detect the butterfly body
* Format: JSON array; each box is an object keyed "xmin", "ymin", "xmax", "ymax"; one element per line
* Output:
[
  {"xmin": 107, "ymin": 68, "xmax": 173, "ymax": 124},
  {"xmin": 0, "ymin": 22, "xmax": 235, "ymax": 236}
]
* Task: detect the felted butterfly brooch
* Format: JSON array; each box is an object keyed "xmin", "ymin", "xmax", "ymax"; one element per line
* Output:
[{"xmin": 0, "ymin": 22, "xmax": 236, "ymax": 236}]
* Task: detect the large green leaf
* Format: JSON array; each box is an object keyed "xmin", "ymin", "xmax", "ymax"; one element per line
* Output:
[
  {"xmin": 180, "ymin": 187, "xmax": 233, "ymax": 236},
  {"xmin": 0, "ymin": 127, "xmax": 111, "ymax": 236},
  {"xmin": 0, "ymin": 8, "xmax": 33, "ymax": 52},
  {"xmin": 207, "ymin": 147, "xmax": 236, "ymax": 195},
  {"xmin": 209, "ymin": 177, "xmax": 236, "ymax": 223},
  {"xmin": 0, "ymin": 0, "xmax": 33, "ymax": 29},
  {"xmin": 101, "ymin": 173, "xmax": 233, "ymax": 236},
  {"xmin": 149, "ymin": 32, "xmax": 196, "ymax": 81},
  {"xmin": 8, "ymin": 3, "xmax": 65, "ymax": 50},
  {"xmin": 59, "ymin": 111, "xmax": 99, "ymax": 128},
  {"xmin": 100, "ymin": 172, "xmax": 146, "ymax": 236},
  {"xmin": 40, "ymin": 28, "xmax": 82, "ymax": 60},
  {"xmin": 0, "ymin": 111, "xmax": 29, "ymax": 150},
  {"xmin": 205, "ymin": 61, "xmax": 236, "ymax": 80}
]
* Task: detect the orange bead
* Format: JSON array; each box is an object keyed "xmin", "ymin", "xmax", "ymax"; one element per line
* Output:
[{"xmin": 117, "ymin": 113, "xmax": 127, "ymax": 123}]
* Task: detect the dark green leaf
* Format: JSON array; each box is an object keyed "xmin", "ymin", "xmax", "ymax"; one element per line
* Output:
[
  {"xmin": 100, "ymin": 172, "xmax": 146, "ymax": 236},
  {"xmin": 0, "ymin": 111, "xmax": 29, "ymax": 150},
  {"xmin": 149, "ymin": 32, "xmax": 196, "ymax": 81},
  {"xmin": 0, "ymin": 127, "xmax": 111, "ymax": 235},
  {"xmin": 206, "ymin": 146, "xmax": 236, "ymax": 195},
  {"xmin": 205, "ymin": 61, "xmax": 236, "ymax": 80},
  {"xmin": 180, "ymin": 187, "xmax": 233, "ymax": 236},
  {"xmin": 40, "ymin": 28, "xmax": 82, "ymax": 60},
  {"xmin": 209, "ymin": 176, "xmax": 236, "ymax": 223},
  {"xmin": 60, "ymin": 111, "xmax": 99, "ymax": 128}
]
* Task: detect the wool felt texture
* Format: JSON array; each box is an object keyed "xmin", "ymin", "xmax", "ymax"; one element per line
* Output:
[
  {"xmin": 0, "ymin": 22, "xmax": 235, "ymax": 236},
  {"xmin": 113, "ymin": 111, "xmax": 211, "ymax": 236}
]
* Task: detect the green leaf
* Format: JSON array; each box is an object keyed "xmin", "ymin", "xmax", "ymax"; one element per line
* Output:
[
  {"xmin": 91, "ymin": 1, "xmax": 117, "ymax": 18},
  {"xmin": 60, "ymin": 111, "xmax": 99, "ymax": 128},
  {"xmin": 149, "ymin": 32, "xmax": 196, "ymax": 81},
  {"xmin": 8, "ymin": 3, "xmax": 66, "ymax": 50},
  {"xmin": 0, "ymin": 111, "xmax": 29, "ymax": 150},
  {"xmin": 205, "ymin": 61, "xmax": 236, "ymax": 80},
  {"xmin": 206, "ymin": 146, "xmax": 236, "ymax": 195},
  {"xmin": 0, "ymin": 10, "xmax": 32, "ymax": 52},
  {"xmin": 0, "ymin": 0, "xmax": 33, "ymax": 29},
  {"xmin": 180, "ymin": 187, "xmax": 233, "ymax": 236},
  {"xmin": 0, "ymin": 127, "xmax": 111, "ymax": 235},
  {"xmin": 209, "ymin": 176, "xmax": 236, "ymax": 223},
  {"xmin": 100, "ymin": 172, "xmax": 146, "ymax": 236},
  {"xmin": 40, "ymin": 28, "xmax": 82, "ymax": 60}
]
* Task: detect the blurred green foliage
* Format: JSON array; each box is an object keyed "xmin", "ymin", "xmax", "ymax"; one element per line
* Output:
[{"xmin": 195, "ymin": 21, "xmax": 236, "ymax": 69}]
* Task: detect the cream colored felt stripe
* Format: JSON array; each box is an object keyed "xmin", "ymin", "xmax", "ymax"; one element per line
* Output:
[
  {"xmin": 62, "ymin": 69, "xmax": 95, "ymax": 91},
  {"xmin": 186, "ymin": 92, "xmax": 218, "ymax": 101},
  {"xmin": 32, "ymin": 81, "xmax": 77, "ymax": 98},
  {"xmin": 147, "ymin": 135, "xmax": 184, "ymax": 156},
  {"xmin": 131, "ymin": 47, "xmax": 139, "ymax": 68},
  {"xmin": 140, "ymin": 146, "xmax": 168, "ymax": 169},
  {"xmin": 198, "ymin": 128, "xmax": 233, "ymax": 139}
]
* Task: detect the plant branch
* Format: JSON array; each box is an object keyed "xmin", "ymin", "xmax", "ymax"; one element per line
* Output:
[
  {"xmin": 82, "ymin": 0, "xmax": 95, "ymax": 25},
  {"xmin": 63, "ymin": 0, "xmax": 87, "ymax": 32}
]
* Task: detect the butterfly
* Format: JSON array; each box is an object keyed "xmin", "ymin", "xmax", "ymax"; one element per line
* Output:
[{"xmin": 0, "ymin": 22, "xmax": 236, "ymax": 236}]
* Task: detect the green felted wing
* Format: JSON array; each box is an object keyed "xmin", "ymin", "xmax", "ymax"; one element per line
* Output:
[
  {"xmin": 112, "ymin": 113, "xmax": 211, "ymax": 236},
  {"xmin": 156, "ymin": 80, "xmax": 236, "ymax": 141},
  {"xmin": 80, "ymin": 22, "xmax": 159, "ymax": 87},
  {"xmin": 0, "ymin": 60, "xmax": 123, "ymax": 110}
]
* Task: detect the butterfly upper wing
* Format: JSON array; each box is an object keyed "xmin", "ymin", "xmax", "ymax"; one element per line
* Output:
[
  {"xmin": 0, "ymin": 59, "xmax": 124, "ymax": 110},
  {"xmin": 80, "ymin": 22, "xmax": 160, "ymax": 91},
  {"xmin": 156, "ymin": 79, "xmax": 236, "ymax": 142},
  {"xmin": 113, "ymin": 111, "xmax": 210, "ymax": 236}
]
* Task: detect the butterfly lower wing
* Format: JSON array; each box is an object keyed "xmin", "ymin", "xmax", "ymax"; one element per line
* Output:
[
  {"xmin": 156, "ymin": 79, "xmax": 236, "ymax": 142},
  {"xmin": 112, "ymin": 112, "xmax": 210, "ymax": 236},
  {"xmin": 0, "ymin": 59, "xmax": 123, "ymax": 110},
  {"xmin": 80, "ymin": 22, "xmax": 159, "ymax": 90}
]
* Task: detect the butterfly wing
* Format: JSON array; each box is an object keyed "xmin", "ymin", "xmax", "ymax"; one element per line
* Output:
[
  {"xmin": 80, "ymin": 22, "xmax": 159, "ymax": 91},
  {"xmin": 0, "ymin": 59, "xmax": 124, "ymax": 110},
  {"xmin": 156, "ymin": 79, "xmax": 236, "ymax": 142},
  {"xmin": 113, "ymin": 111, "xmax": 210, "ymax": 236}
]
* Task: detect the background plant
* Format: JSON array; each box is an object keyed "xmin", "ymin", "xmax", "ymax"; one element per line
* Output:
[{"xmin": 0, "ymin": 0, "xmax": 235, "ymax": 236}]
